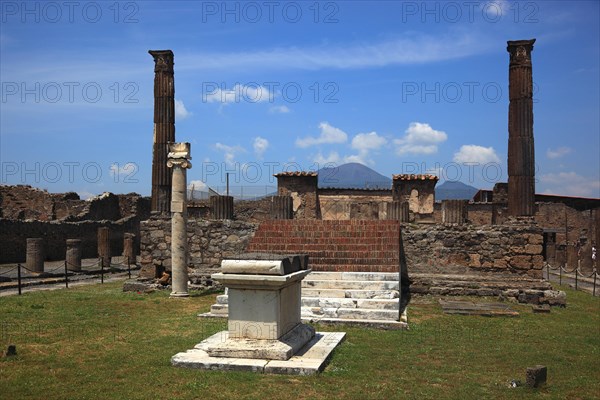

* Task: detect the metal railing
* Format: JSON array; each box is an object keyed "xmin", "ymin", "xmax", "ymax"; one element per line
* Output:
[
  {"xmin": 544, "ymin": 262, "xmax": 599, "ymax": 296},
  {"xmin": 0, "ymin": 256, "xmax": 138, "ymax": 295}
]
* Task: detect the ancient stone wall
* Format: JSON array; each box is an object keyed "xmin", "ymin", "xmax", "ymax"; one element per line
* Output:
[
  {"xmin": 0, "ymin": 185, "xmax": 150, "ymax": 222},
  {"xmin": 275, "ymin": 174, "xmax": 320, "ymax": 219},
  {"xmin": 139, "ymin": 215, "xmax": 258, "ymax": 279},
  {"xmin": 0, "ymin": 217, "xmax": 139, "ymax": 263},
  {"xmin": 318, "ymin": 190, "xmax": 392, "ymax": 220},
  {"xmin": 401, "ymin": 224, "xmax": 544, "ymax": 278},
  {"xmin": 0, "ymin": 185, "xmax": 58, "ymax": 220}
]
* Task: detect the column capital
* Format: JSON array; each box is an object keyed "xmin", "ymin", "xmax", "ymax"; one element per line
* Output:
[
  {"xmin": 167, "ymin": 142, "xmax": 192, "ymax": 169},
  {"xmin": 507, "ymin": 39, "xmax": 535, "ymax": 66},
  {"xmin": 149, "ymin": 49, "xmax": 174, "ymax": 73}
]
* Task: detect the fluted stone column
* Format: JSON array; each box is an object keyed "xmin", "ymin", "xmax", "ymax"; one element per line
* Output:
[
  {"xmin": 210, "ymin": 196, "xmax": 234, "ymax": 220},
  {"xmin": 66, "ymin": 239, "xmax": 82, "ymax": 271},
  {"xmin": 97, "ymin": 227, "xmax": 111, "ymax": 269},
  {"xmin": 387, "ymin": 201, "xmax": 409, "ymax": 222},
  {"xmin": 271, "ymin": 195, "xmax": 293, "ymax": 219},
  {"xmin": 123, "ymin": 233, "xmax": 136, "ymax": 265},
  {"xmin": 507, "ymin": 39, "xmax": 536, "ymax": 216},
  {"xmin": 167, "ymin": 142, "xmax": 192, "ymax": 297},
  {"xmin": 26, "ymin": 238, "xmax": 45, "ymax": 272},
  {"xmin": 149, "ymin": 50, "xmax": 175, "ymax": 212},
  {"xmin": 442, "ymin": 200, "xmax": 467, "ymax": 225}
]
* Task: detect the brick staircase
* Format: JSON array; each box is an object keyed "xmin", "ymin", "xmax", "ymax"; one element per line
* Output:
[
  {"xmin": 246, "ymin": 220, "xmax": 401, "ymax": 272},
  {"xmin": 202, "ymin": 220, "xmax": 407, "ymax": 328}
]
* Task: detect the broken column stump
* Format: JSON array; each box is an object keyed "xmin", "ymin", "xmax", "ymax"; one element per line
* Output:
[
  {"xmin": 387, "ymin": 201, "xmax": 409, "ymax": 222},
  {"xmin": 210, "ymin": 195, "xmax": 234, "ymax": 220},
  {"xmin": 26, "ymin": 238, "xmax": 45, "ymax": 273},
  {"xmin": 66, "ymin": 239, "xmax": 82, "ymax": 271},
  {"xmin": 270, "ymin": 195, "xmax": 293, "ymax": 220},
  {"xmin": 97, "ymin": 227, "xmax": 111, "ymax": 269},
  {"xmin": 526, "ymin": 365, "xmax": 547, "ymax": 388},
  {"xmin": 442, "ymin": 200, "xmax": 467, "ymax": 224},
  {"xmin": 123, "ymin": 233, "xmax": 136, "ymax": 265}
]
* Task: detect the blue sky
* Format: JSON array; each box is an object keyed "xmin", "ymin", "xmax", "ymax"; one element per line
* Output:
[{"xmin": 1, "ymin": 0, "xmax": 598, "ymax": 198}]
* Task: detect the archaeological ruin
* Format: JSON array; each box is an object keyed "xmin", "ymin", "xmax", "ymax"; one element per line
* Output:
[{"xmin": 2, "ymin": 40, "xmax": 599, "ymax": 330}]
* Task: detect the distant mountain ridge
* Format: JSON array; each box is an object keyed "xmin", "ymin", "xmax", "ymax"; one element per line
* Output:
[
  {"xmin": 318, "ymin": 163, "xmax": 391, "ymax": 189},
  {"xmin": 317, "ymin": 163, "xmax": 478, "ymax": 200},
  {"xmin": 435, "ymin": 180, "xmax": 479, "ymax": 200}
]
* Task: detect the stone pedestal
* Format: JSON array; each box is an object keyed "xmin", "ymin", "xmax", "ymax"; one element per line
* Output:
[
  {"xmin": 167, "ymin": 142, "xmax": 192, "ymax": 298},
  {"xmin": 26, "ymin": 238, "xmax": 44, "ymax": 273},
  {"xmin": 66, "ymin": 239, "xmax": 82, "ymax": 271},
  {"xmin": 97, "ymin": 227, "xmax": 111, "ymax": 269},
  {"xmin": 172, "ymin": 254, "xmax": 345, "ymax": 374},
  {"xmin": 209, "ymin": 269, "xmax": 313, "ymax": 360}
]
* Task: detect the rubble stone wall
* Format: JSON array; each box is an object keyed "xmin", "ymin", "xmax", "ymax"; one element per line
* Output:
[
  {"xmin": 139, "ymin": 214, "xmax": 258, "ymax": 278},
  {"xmin": 402, "ymin": 223, "xmax": 544, "ymax": 278}
]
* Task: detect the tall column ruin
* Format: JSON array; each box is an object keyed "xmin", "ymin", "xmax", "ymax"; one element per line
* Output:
[
  {"xmin": 507, "ymin": 39, "xmax": 536, "ymax": 217},
  {"xmin": 149, "ymin": 50, "xmax": 175, "ymax": 212},
  {"xmin": 167, "ymin": 142, "xmax": 192, "ymax": 298}
]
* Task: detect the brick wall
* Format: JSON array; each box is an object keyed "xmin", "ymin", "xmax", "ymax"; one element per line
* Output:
[{"xmin": 247, "ymin": 220, "xmax": 401, "ymax": 272}]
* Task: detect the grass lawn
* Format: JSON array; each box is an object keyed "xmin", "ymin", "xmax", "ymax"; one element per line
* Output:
[{"xmin": 1, "ymin": 282, "xmax": 598, "ymax": 400}]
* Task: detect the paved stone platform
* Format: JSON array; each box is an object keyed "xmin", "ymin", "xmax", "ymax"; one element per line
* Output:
[{"xmin": 172, "ymin": 331, "xmax": 346, "ymax": 375}]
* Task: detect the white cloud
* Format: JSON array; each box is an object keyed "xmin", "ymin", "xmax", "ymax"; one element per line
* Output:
[
  {"xmin": 296, "ymin": 122, "xmax": 348, "ymax": 148},
  {"xmin": 540, "ymin": 172, "xmax": 600, "ymax": 198},
  {"xmin": 109, "ymin": 162, "xmax": 137, "ymax": 178},
  {"xmin": 179, "ymin": 32, "xmax": 488, "ymax": 71},
  {"xmin": 313, "ymin": 151, "xmax": 342, "ymax": 166},
  {"xmin": 188, "ymin": 180, "xmax": 207, "ymax": 191},
  {"xmin": 253, "ymin": 137, "xmax": 269, "ymax": 158},
  {"xmin": 546, "ymin": 146, "xmax": 572, "ymax": 159},
  {"xmin": 351, "ymin": 132, "xmax": 387, "ymax": 151},
  {"xmin": 77, "ymin": 191, "xmax": 96, "ymax": 200},
  {"xmin": 484, "ymin": 0, "xmax": 510, "ymax": 17},
  {"xmin": 394, "ymin": 122, "xmax": 447, "ymax": 155},
  {"xmin": 453, "ymin": 145, "xmax": 500, "ymax": 164},
  {"xmin": 204, "ymin": 84, "xmax": 274, "ymax": 104},
  {"xmin": 269, "ymin": 105, "xmax": 290, "ymax": 114},
  {"xmin": 345, "ymin": 131, "xmax": 388, "ymax": 166},
  {"xmin": 215, "ymin": 143, "xmax": 246, "ymax": 166},
  {"xmin": 175, "ymin": 99, "xmax": 191, "ymax": 119}
]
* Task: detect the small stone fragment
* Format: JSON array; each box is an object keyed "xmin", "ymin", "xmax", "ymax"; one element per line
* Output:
[
  {"xmin": 6, "ymin": 344, "xmax": 16, "ymax": 357},
  {"xmin": 526, "ymin": 365, "xmax": 547, "ymax": 388}
]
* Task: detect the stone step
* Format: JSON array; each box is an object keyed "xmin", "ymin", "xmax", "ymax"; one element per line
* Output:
[
  {"xmin": 216, "ymin": 295, "xmax": 399, "ymax": 311},
  {"xmin": 302, "ymin": 288, "xmax": 399, "ymax": 299},
  {"xmin": 209, "ymin": 304, "xmax": 229, "ymax": 315},
  {"xmin": 301, "ymin": 307, "xmax": 399, "ymax": 321},
  {"xmin": 205, "ymin": 305, "xmax": 402, "ymax": 325},
  {"xmin": 216, "ymin": 294, "xmax": 228, "ymax": 304},
  {"xmin": 302, "ymin": 279, "xmax": 399, "ymax": 291},
  {"xmin": 301, "ymin": 297, "xmax": 399, "ymax": 310},
  {"xmin": 305, "ymin": 272, "xmax": 400, "ymax": 281}
]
